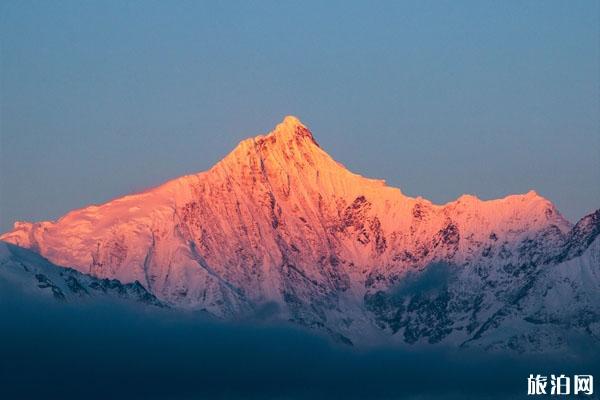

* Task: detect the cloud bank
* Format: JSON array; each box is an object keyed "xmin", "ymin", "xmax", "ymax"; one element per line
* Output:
[{"xmin": 1, "ymin": 280, "xmax": 597, "ymax": 400}]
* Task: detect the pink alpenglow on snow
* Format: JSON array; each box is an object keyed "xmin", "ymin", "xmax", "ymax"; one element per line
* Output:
[{"xmin": 3, "ymin": 116, "xmax": 596, "ymax": 349}]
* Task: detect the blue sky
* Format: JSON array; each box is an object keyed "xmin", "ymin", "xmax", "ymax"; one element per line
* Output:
[{"xmin": 1, "ymin": 0, "xmax": 598, "ymax": 231}]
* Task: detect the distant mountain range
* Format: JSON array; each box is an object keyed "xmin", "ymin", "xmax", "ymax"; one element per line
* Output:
[{"xmin": 2, "ymin": 116, "xmax": 599, "ymax": 351}]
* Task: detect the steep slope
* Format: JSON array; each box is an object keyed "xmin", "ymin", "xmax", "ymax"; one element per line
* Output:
[
  {"xmin": 364, "ymin": 209, "xmax": 600, "ymax": 350},
  {"xmin": 465, "ymin": 223, "xmax": 600, "ymax": 352},
  {"xmin": 0, "ymin": 241, "xmax": 164, "ymax": 307},
  {"xmin": 1, "ymin": 116, "xmax": 593, "ymax": 348}
]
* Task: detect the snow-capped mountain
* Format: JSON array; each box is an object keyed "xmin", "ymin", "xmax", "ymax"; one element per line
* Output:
[{"xmin": 1, "ymin": 116, "xmax": 598, "ymax": 350}]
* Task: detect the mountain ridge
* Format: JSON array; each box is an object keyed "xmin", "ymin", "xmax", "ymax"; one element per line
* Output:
[
  {"xmin": 1, "ymin": 116, "xmax": 597, "ymax": 350},
  {"xmin": 4, "ymin": 115, "xmax": 565, "ymax": 231},
  {"xmin": 0, "ymin": 241, "xmax": 165, "ymax": 307}
]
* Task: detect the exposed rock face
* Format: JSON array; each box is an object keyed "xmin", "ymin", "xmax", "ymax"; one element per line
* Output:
[{"xmin": 1, "ymin": 116, "xmax": 598, "ymax": 350}]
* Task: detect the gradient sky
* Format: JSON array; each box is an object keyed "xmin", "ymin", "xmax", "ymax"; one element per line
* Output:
[{"xmin": 1, "ymin": 0, "xmax": 598, "ymax": 232}]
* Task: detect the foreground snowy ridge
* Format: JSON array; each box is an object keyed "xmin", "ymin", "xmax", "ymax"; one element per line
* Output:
[
  {"xmin": 1, "ymin": 116, "xmax": 599, "ymax": 351},
  {"xmin": 0, "ymin": 241, "xmax": 164, "ymax": 307}
]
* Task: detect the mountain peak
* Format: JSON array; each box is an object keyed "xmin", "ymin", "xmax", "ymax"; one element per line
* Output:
[
  {"xmin": 212, "ymin": 115, "xmax": 324, "ymax": 179},
  {"xmin": 1, "ymin": 114, "xmax": 595, "ymax": 352},
  {"xmin": 278, "ymin": 115, "xmax": 304, "ymax": 129},
  {"xmin": 263, "ymin": 115, "xmax": 318, "ymax": 147}
]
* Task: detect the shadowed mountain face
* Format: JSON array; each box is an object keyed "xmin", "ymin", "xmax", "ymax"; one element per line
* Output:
[
  {"xmin": 0, "ymin": 241, "xmax": 164, "ymax": 308},
  {"xmin": 1, "ymin": 116, "xmax": 599, "ymax": 350}
]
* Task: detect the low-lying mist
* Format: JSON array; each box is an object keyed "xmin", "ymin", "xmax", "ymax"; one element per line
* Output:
[{"xmin": 1, "ymin": 280, "xmax": 597, "ymax": 400}]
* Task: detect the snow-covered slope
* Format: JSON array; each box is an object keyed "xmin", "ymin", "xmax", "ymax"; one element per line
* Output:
[
  {"xmin": 365, "ymin": 210, "xmax": 600, "ymax": 351},
  {"xmin": 1, "ymin": 116, "xmax": 597, "ymax": 350},
  {"xmin": 0, "ymin": 241, "xmax": 164, "ymax": 307},
  {"xmin": 478, "ymin": 234, "xmax": 600, "ymax": 352}
]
